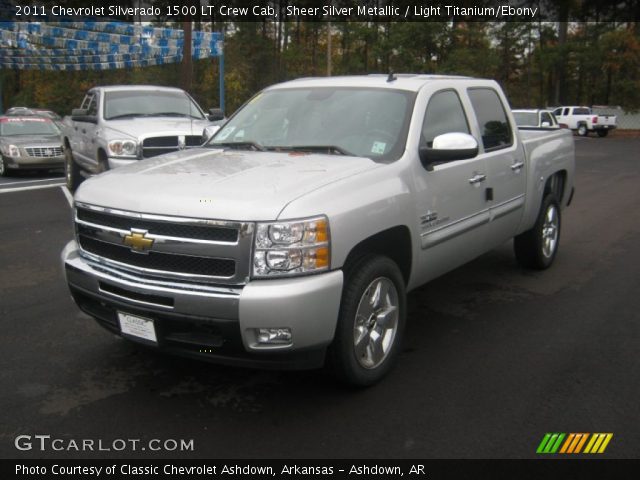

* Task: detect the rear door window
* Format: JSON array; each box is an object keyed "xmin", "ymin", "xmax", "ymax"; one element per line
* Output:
[{"xmin": 467, "ymin": 88, "xmax": 512, "ymax": 151}]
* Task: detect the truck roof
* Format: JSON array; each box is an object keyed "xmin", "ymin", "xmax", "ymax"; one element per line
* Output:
[
  {"xmin": 89, "ymin": 85, "xmax": 187, "ymax": 93},
  {"xmin": 269, "ymin": 74, "xmax": 490, "ymax": 92}
]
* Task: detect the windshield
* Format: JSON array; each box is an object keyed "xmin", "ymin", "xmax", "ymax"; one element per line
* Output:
[
  {"xmin": 209, "ymin": 87, "xmax": 416, "ymax": 162},
  {"xmin": 104, "ymin": 90, "xmax": 205, "ymax": 120},
  {"xmin": 0, "ymin": 118, "xmax": 60, "ymax": 136},
  {"xmin": 513, "ymin": 112, "xmax": 538, "ymax": 127}
]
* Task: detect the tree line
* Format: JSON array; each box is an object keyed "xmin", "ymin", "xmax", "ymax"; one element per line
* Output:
[{"xmin": 1, "ymin": 19, "xmax": 638, "ymax": 116}]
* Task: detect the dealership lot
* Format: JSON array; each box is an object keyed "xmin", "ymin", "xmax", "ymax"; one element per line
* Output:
[{"xmin": 1, "ymin": 138, "xmax": 638, "ymax": 459}]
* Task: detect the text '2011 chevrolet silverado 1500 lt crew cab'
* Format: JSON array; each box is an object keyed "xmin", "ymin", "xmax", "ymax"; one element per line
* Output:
[
  {"xmin": 62, "ymin": 85, "xmax": 225, "ymax": 191},
  {"xmin": 62, "ymin": 75, "xmax": 575, "ymax": 386}
]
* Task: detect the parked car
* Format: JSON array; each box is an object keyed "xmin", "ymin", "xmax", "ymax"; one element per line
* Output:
[
  {"xmin": 0, "ymin": 116, "xmax": 64, "ymax": 176},
  {"xmin": 552, "ymin": 106, "xmax": 616, "ymax": 137},
  {"xmin": 62, "ymin": 85, "xmax": 226, "ymax": 191},
  {"xmin": 5, "ymin": 107, "xmax": 64, "ymax": 129},
  {"xmin": 512, "ymin": 109, "xmax": 559, "ymax": 128},
  {"xmin": 62, "ymin": 75, "xmax": 575, "ymax": 386}
]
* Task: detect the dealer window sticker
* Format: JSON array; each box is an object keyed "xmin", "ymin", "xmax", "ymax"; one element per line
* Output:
[{"xmin": 371, "ymin": 141, "xmax": 387, "ymax": 155}]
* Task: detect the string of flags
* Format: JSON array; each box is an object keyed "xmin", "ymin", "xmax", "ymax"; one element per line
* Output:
[{"xmin": 0, "ymin": 21, "xmax": 223, "ymax": 71}]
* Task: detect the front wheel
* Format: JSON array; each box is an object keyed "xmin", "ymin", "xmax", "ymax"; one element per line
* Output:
[
  {"xmin": 65, "ymin": 147, "xmax": 82, "ymax": 192},
  {"xmin": 328, "ymin": 254, "xmax": 406, "ymax": 387},
  {"xmin": 514, "ymin": 195, "xmax": 561, "ymax": 270}
]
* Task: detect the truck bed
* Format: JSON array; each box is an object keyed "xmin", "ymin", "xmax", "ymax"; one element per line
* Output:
[{"xmin": 518, "ymin": 128, "xmax": 575, "ymax": 231}]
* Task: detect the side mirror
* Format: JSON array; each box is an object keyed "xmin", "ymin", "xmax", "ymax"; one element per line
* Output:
[
  {"xmin": 202, "ymin": 125, "xmax": 221, "ymax": 143},
  {"xmin": 71, "ymin": 109, "xmax": 97, "ymax": 124},
  {"xmin": 541, "ymin": 121, "xmax": 551, "ymax": 127},
  {"xmin": 208, "ymin": 108, "xmax": 225, "ymax": 122},
  {"xmin": 419, "ymin": 132, "xmax": 479, "ymax": 171}
]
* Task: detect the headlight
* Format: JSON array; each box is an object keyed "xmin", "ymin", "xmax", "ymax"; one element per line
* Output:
[
  {"xmin": 253, "ymin": 216, "xmax": 330, "ymax": 277},
  {"xmin": 1, "ymin": 144, "xmax": 20, "ymax": 157},
  {"xmin": 107, "ymin": 139, "xmax": 137, "ymax": 158}
]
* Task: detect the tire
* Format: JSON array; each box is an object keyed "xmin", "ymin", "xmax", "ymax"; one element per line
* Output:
[
  {"xmin": 514, "ymin": 195, "xmax": 561, "ymax": 270},
  {"xmin": 596, "ymin": 130, "xmax": 609, "ymax": 138},
  {"xmin": 0, "ymin": 156, "xmax": 10, "ymax": 177},
  {"xmin": 97, "ymin": 150, "xmax": 109, "ymax": 174},
  {"xmin": 328, "ymin": 254, "xmax": 406, "ymax": 387},
  {"xmin": 577, "ymin": 124, "xmax": 589, "ymax": 137},
  {"xmin": 65, "ymin": 146, "xmax": 82, "ymax": 192}
]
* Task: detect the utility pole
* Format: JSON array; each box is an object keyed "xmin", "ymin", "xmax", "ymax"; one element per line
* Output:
[
  {"xmin": 327, "ymin": 21, "xmax": 332, "ymax": 76},
  {"xmin": 181, "ymin": 20, "xmax": 193, "ymax": 92}
]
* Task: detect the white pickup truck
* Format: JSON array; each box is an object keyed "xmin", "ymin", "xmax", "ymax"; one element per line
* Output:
[
  {"xmin": 62, "ymin": 75, "xmax": 575, "ymax": 386},
  {"xmin": 62, "ymin": 85, "xmax": 225, "ymax": 191},
  {"xmin": 552, "ymin": 106, "xmax": 617, "ymax": 137}
]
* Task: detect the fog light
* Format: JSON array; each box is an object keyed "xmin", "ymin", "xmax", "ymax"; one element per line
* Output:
[{"xmin": 256, "ymin": 328, "xmax": 292, "ymax": 345}]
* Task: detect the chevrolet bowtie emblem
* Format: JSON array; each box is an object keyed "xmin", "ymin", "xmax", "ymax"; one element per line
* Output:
[{"xmin": 123, "ymin": 230, "xmax": 154, "ymax": 252}]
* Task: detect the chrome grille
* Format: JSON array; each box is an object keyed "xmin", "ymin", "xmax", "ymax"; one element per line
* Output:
[
  {"xmin": 75, "ymin": 203, "xmax": 253, "ymax": 285},
  {"xmin": 142, "ymin": 135, "xmax": 203, "ymax": 158},
  {"xmin": 76, "ymin": 208, "xmax": 238, "ymax": 242},
  {"xmin": 25, "ymin": 146, "xmax": 63, "ymax": 157}
]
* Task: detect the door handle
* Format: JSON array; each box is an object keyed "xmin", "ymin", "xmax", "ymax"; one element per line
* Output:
[
  {"xmin": 511, "ymin": 161, "xmax": 525, "ymax": 171},
  {"xmin": 468, "ymin": 173, "xmax": 486, "ymax": 184}
]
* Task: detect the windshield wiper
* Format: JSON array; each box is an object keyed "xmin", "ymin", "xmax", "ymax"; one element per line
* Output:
[
  {"xmin": 106, "ymin": 113, "xmax": 152, "ymax": 120},
  {"xmin": 270, "ymin": 145, "xmax": 354, "ymax": 156},
  {"xmin": 210, "ymin": 141, "xmax": 266, "ymax": 152}
]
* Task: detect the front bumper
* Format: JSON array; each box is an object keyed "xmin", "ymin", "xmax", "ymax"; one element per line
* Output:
[
  {"xmin": 62, "ymin": 241, "xmax": 343, "ymax": 370},
  {"xmin": 107, "ymin": 157, "xmax": 138, "ymax": 169},
  {"xmin": 3, "ymin": 154, "xmax": 64, "ymax": 170}
]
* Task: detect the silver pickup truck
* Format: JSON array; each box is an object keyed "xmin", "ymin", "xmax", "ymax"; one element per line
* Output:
[
  {"xmin": 62, "ymin": 85, "xmax": 225, "ymax": 191},
  {"xmin": 62, "ymin": 75, "xmax": 575, "ymax": 386}
]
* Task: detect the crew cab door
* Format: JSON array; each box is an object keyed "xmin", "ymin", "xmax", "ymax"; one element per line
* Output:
[
  {"xmin": 466, "ymin": 87, "xmax": 526, "ymax": 247},
  {"xmin": 553, "ymin": 107, "xmax": 573, "ymax": 128},
  {"xmin": 412, "ymin": 88, "xmax": 490, "ymax": 283},
  {"xmin": 80, "ymin": 92, "xmax": 99, "ymax": 169},
  {"xmin": 71, "ymin": 91, "xmax": 99, "ymax": 170}
]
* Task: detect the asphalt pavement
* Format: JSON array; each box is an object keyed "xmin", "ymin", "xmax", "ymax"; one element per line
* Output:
[{"xmin": 0, "ymin": 137, "xmax": 638, "ymax": 460}]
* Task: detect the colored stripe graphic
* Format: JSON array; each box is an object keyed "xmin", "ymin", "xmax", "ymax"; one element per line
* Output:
[
  {"xmin": 538, "ymin": 433, "xmax": 613, "ymax": 454},
  {"xmin": 584, "ymin": 433, "xmax": 613, "ymax": 454},
  {"xmin": 536, "ymin": 433, "xmax": 565, "ymax": 454},
  {"xmin": 574, "ymin": 433, "xmax": 589, "ymax": 453}
]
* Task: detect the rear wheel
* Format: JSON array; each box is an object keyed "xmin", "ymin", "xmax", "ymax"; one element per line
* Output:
[
  {"xmin": 514, "ymin": 195, "xmax": 561, "ymax": 270},
  {"xmin": 65, "ymin": 147, "xmax": 82, "ymax": 192},
  {"xmin": 596, "ymin": 129, "xmax": 609, "ymax": 138},
  {"xmin": 328, "ymin": 254, "xmax": 406, "ymax": 387},
  {"xmin": 0, "ymin": 156, "xmax": 10, "ymax": 177},
  {"xmin": 577, "ymin": 124, "xmax": 589, "ymax": 136}
]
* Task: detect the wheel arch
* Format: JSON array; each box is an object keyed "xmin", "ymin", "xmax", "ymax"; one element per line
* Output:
[
  {"xmin": 342, "ymin": 226, "xmax": 412, "ymax": 286},
  {"xmin": 544, "ymin": 170, "xmax": 567, "ymax": 204}
]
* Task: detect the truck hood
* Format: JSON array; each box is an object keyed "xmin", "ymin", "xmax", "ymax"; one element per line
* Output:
[
  {"xmin": 75, "ymin": 148, "xmax": 381, "ymax": 221},
  {"xmin": 105, "ymin": 117, "xmax": 212, "ymax": 139}
]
